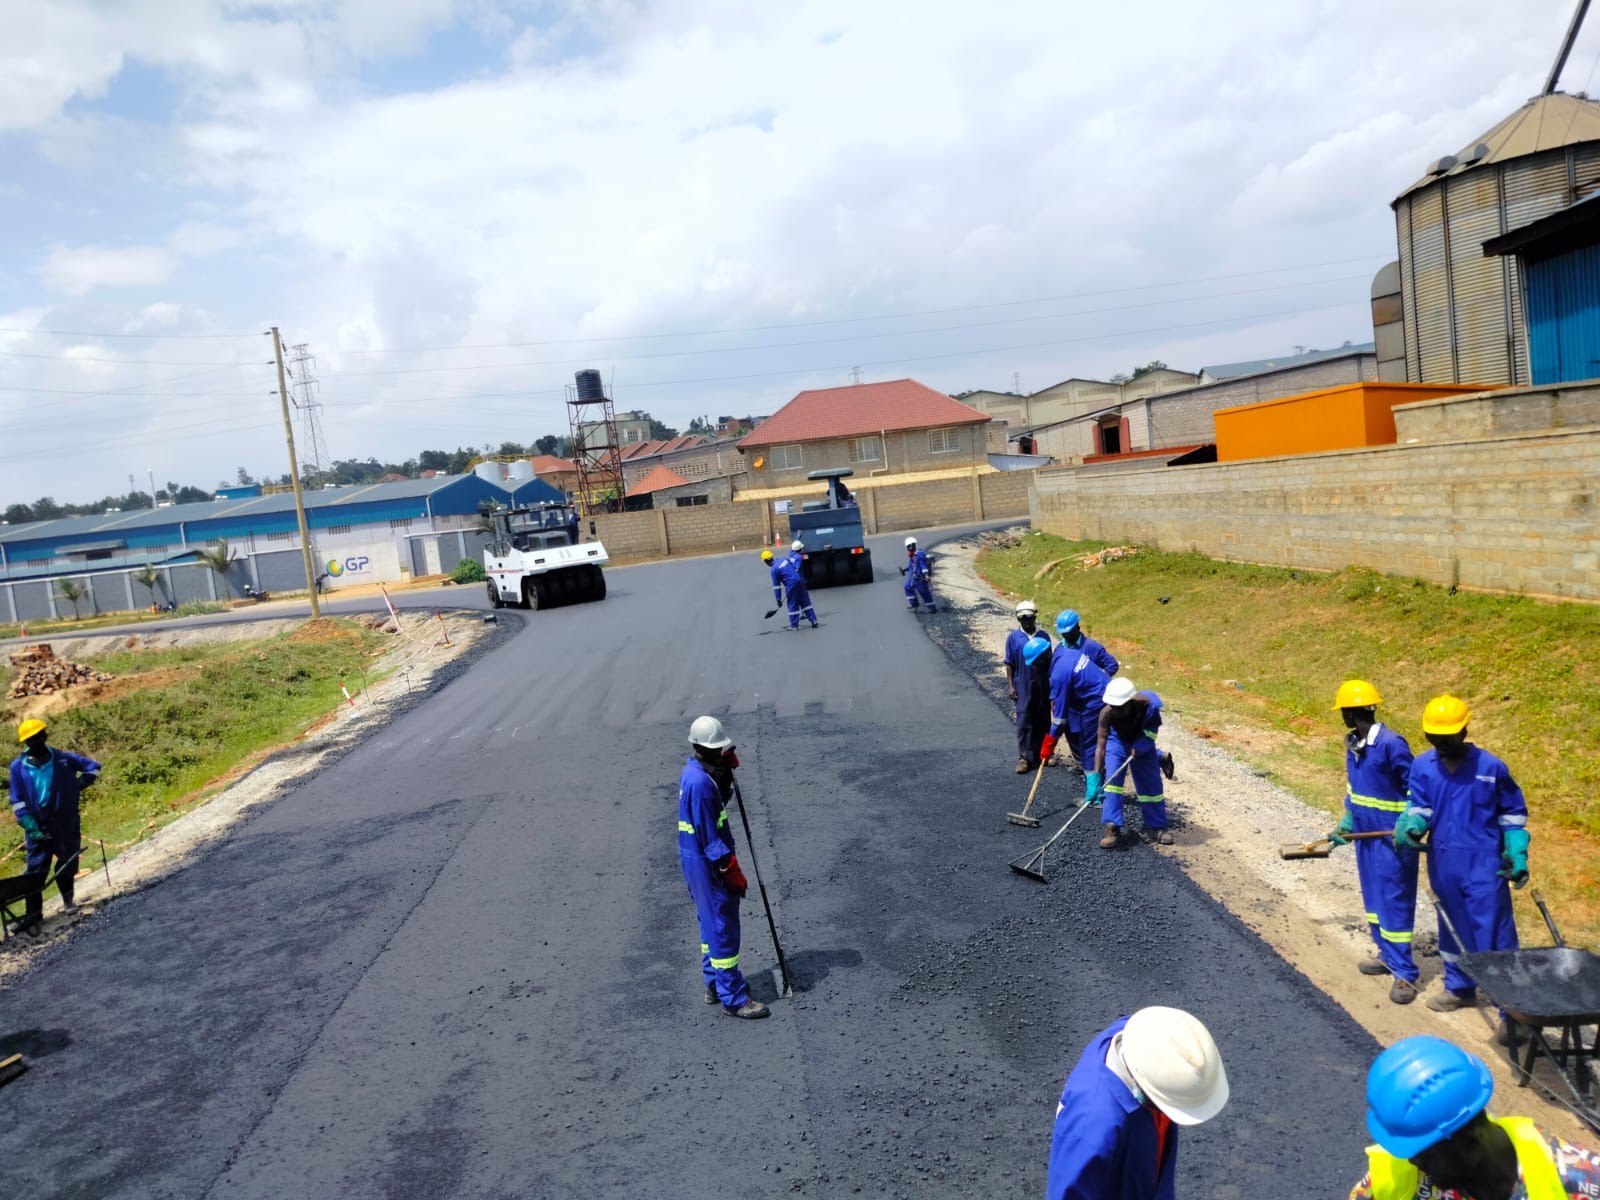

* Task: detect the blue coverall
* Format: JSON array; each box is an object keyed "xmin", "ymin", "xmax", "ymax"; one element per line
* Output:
[
  {"xmin": 1060, "ymin": 631, "xmax": 1119, "ymax": 677},
  {"xmin": 1047, "ymin": 647, "xmax": 1110, "ymax": 769},
  {"xmin": 772, "ymin": 554, "xmax": 817, "ymax": 628},
  {"xmin": 904, "ymin": 548, "xmax": 935, "ymax": 610},
  {"xmin": 1047, "ymin": 1016, "xmax": 1180, "ymax": 1200},
  {"xmin": 1005, "ymin": 630, "xmax": 1052, "ymax": 768},
  {"xmin": 1099, "ymin": 692, "xmax": 1168, "ymax": 832},
  {"xmin": 1345, "ymin": 723, "xmax": 1418, "ymax": 983},
  {"xmin": 8, "ymin": 747, "xmax": 100, "ymax": 910},
  {"xmin": 1405, "ymin": 744, "xmax": 1525, "ymax": 996},
  {"xmin": 677, "ymin": 754, "xmax": 750, "ymax": 1009}
]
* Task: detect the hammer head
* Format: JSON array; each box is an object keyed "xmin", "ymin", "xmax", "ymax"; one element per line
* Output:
[{"xmin": 1279, "ymin": 839, "xmax": 1334, "ymax": 860}]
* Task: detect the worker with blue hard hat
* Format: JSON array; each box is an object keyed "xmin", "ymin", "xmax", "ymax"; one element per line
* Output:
[
  {"xmin": 1055, "ymin": 608, "xmax": 1119, "ymax": 677},
  {"xmin": 1393, "ymin": 695, "xmax": 1528, "ymax": 1026},
  {"xmin": 1004, "ymin": 601, "xmax": 1052, "ymax": 773},
  {"xmin": 1348, "ymin": 1035, "xmax": 1599, "ymax": 1197},
  {"xmin": 1040, "ymin": 611, "xmax": 1111, "ymax": 790}
]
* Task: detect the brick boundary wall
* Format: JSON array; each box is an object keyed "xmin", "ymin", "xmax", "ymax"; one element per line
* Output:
[{"xmin": 1030, "ymin": 426, "xmax": 1600, "ymax": 601}]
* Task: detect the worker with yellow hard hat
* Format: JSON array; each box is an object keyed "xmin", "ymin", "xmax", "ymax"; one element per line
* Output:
[
  {"xmin": 1393, "ymin": 696, "xmax": 1528, "ymax": 1029},
  {"xmin": 8, "ymin": 718, "xmax": 101, "ymax": 936},
  {"xmin": 1329, "ymin": 680, "xmax": 1420, "ymax": 1004}
]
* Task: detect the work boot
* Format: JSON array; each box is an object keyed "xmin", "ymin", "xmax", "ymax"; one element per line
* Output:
[
  {"xmin": 1389, "ymin": 978, "xmax": 1419, "ymax": 1006},
  {"xmin": 1426, "ymin": 989, "xmax": 1477, "ymax": 1013},
  {"xmin": 704, "ymin": 984, "xmax": 719, "ymax": 1006},
  {"xmin": 723, "ymin": 999, "xmax": 770, "ymax": 1020},
  {"xmin": 58, "ymin": 886, "xmax": 75, "ymax": 913},
  {"xmin": 1358, "ymin": 958, "xmax": 1389, "ymax": 976},
  {"xmin": 1147, "ymin": 828, "xmax": 1174, "ymax": 846},
  {"xmin": 926, "ymin": 605, "xmax": 938, "ymax": 613},
  {"xmin": 1099, "ymin": 823, "xmax": 1122, "ymax": 849},
  {"xmin": 1015, "ymin": 758, "xmax": 1030, "ymax": 774},
  {"xmin": 10, "ymin": 912, "xmax": 42, "ymax": 939},
  {"xmin": 1159, "ymin": 751, "xmax": 1176, "ymax": 781}
]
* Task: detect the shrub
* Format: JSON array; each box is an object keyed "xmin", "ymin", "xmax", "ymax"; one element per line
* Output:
[{"xmin": 451, "ymin": 558, "xmax": 487, "ymax": 584}]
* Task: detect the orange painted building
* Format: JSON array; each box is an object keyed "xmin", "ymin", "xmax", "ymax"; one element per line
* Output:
[{"xmin": 1213, "ymin": 381, "xmax": 1494, "ymax": 462}]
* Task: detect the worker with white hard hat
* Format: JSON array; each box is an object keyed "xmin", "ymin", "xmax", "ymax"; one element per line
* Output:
[
  {"xmin": 677, "ymin": 716, "xmax": 768, "ymax": 1019},
  {"xmin": 1348, "ymin": 1035, "xmax": 1598, "ymax": 1197},
  {"xmin": 902, "ymin": 537, "xmax": 936, "ymax": 613},
  {"xmin": 1004, "ymin": 601, "xmax": 1051, "ymax": 773},
  {"xmin": 1046, "ymin": 1006, "xmax": 1229, "ymax": 1199},
  {"xmin": 1091, "ymin": 677, "xmax": 1177, "ymax": 848},
  {"xmin": 9, "ymin": 718, "xmax": 100, "ymax": 937}
]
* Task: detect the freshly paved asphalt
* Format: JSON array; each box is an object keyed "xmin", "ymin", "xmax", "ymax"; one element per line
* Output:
[{"xmin": 0, "ymin": 529, "xmax": 1378, "ymax": 1197}]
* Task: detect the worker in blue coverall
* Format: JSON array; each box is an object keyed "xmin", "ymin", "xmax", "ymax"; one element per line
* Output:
[
  {"xmin": 902, "ymin": 537, "xmax": 936, "ymax": 612},
  {"xmin": 1055, "ymin": 609, "xmax": 1119, "ymax": 677},
  {"xmin": 8, "ymin": 718, "xmax": 99, "ymax": 936},
  {"xmin": 1394, "ymin": 695, "xmax": 1528, "ymax": 1031},
  {"xmin": 1327, "ymin": 680, "xmax": 1419, "ymax": 1006},
  {"xmin": 1039, "ymin": 621, "xmax": 1111, "ymax": 781},
  {"xmin": 1046, "ymin": 1006, "xmax": 1229, "ymax": 1200},
  {"xmin": 763, "ymin": 544, "xmax": 817, "ymax": 629},
  {"xmin": 678, "ymin": 715, "xmax": 769, "ymax": 1020},
  {"xmin": 1091, "ymin": 677, "xmax": 1177, "ymax": 848},
  {"xmin": 1004, "ymin": 601, "xmax": 1051, "ymax": 773}
]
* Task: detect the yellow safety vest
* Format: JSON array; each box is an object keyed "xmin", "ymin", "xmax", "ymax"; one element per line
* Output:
[{"xmin": 1364, "ymin": 1117, "xmax": 1567, "ymax": 1198}]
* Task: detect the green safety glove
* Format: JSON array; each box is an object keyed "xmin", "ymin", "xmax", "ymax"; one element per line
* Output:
[
  {"xmin": 1393, "ymin": 809, "xmax": 1430, "ymax": 852},
  {"xmin": 1498, "ymin": 828, "xmax": 1530, "ymax": 889},
  {"xmin": 1328, "ymin": 811, "xmax": 1354, "ymax": 847},
  {"xmin": 1084, "ymin": 771, "xmax": 1104, "ymax": 805}
]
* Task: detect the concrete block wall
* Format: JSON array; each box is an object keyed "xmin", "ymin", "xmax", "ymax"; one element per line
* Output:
[
  {"xmin": 1146, "ymin": 356, "xmax": 1377, "ymax": 448},
  {"xmin": 1394, "ymin": 380, "xmax": 1600, "ymax": 444},
  {"xmin": 662, "ymin": 500, "xmax": 768, "ymax": 554},
  {"xmin": 1032, "ymin": 426, "xmax": 1600, "ymax": 600},
  {"xmin": 978, "ymin": 470, "xmax": 1034, "ymax": 519}
]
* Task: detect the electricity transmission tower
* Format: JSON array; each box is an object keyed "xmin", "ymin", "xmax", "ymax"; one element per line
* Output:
[{"xmin": 288, "ymin": 343, "xmax": 330, "ymax": 475}]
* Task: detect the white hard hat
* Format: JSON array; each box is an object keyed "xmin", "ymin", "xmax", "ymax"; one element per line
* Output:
[
  {"xmin": 1120, "ymin": 1006, "xmax": 1229, "ymax": 1126},
  {"xmin": 687, "ymin": 715, "xmax": 733, "ymax": 750},
  {"xmin": 791, "ymin": 539, "xmax": 804, "ymax": 552},
  {"xmin": 1015, "ymin": 600, "xmax": 1038, "ymax": 617},
  {"xmin": 905, "ymin": 537, "xmax": 917, "ymax": 547},
  {"xmin": 1104, "ymin": 677, "xmax": 1137, "ymax": 707}
]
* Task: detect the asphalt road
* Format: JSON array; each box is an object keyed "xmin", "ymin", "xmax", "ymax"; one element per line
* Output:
[{"xmin": 0, "ymin": 529, "xmax": 1378, "ymax": 1197}]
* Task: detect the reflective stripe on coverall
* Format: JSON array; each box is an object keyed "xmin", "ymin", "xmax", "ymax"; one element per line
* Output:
[
  {"xmin": 1046, "ymin": 1016, "xmax": 1179, "ymax": 1200},
  {"xmin": 1099, "ymin": 692, "xmax": 1167, "ymax": 831},
  {"xmin": 1405, "ymin": 744, "xmax": 1526, "ymax": 995},
  {"xmin": 775, "ymin": 555, "xmax": 817, "ymax": 628},
  {"xmin": 1346, "ymin": 723, "xmax": 1418, "ymax": 982},
  {"xmin": 1062, "ymin": 632, "xmax": 1119, "ymax": 677},
  {"xmin": 905, "ymin": 548, "xmax": 934, "ymax": 608},
  {"xmin": 1350, "ymin": 1116, "xmax": 1575, "ymax": 1199},
  {"xmin": 1048, "ymin": 648, "xmax": 1109, "ymax": 769},
  {"xmin": 677, "ymin": 754, "xmax": 749, "ymax": 1008},
  {"xmin": 1005, "ymin": 629, "xmax": 1051, "ymax": 766}
]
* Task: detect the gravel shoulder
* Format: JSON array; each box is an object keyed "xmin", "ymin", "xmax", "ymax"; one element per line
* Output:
[{"xmin": 929, "ymin": 528, "xmax": 1592, "ymax": 1140}]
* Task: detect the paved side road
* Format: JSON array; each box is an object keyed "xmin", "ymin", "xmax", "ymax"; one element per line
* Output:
[{"xmin": 0, "ymin": 530, "xmax": 1376, "ymax": 1197}]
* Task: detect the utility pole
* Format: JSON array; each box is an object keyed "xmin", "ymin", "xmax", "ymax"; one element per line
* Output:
[
  {"xmin": 272, "ymin": 327, "xmax": 321, "ymax": 619},
  {"xmin": 148, "ymin": 468, "xmax": 158, "ymax": 509}
]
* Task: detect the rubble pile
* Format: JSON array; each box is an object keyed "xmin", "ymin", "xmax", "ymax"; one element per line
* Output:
[{"xmin": 5, "ymin": 644, "xmax": 113, "ymax": 699}]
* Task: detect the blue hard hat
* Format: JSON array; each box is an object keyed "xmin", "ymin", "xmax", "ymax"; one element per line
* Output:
[
  {"xmin": 1022, "ymin": 635, "xmax": 1051, "ymax": 666},
  {"xmin": 1055, "ymin": 609, "xmax": 1081, "ymax": 634},
  {"xmin": 1365, "ymin": 1036, "xmax": 1493, "ymax": 1160}
]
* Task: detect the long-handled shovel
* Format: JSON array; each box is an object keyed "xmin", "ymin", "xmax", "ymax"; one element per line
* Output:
[
  {"xmin": 1279, "ymin": 829, "xmax": 1394, "ymax": 860},
  {"xmin": 730, "ymin": 780, "xmax": 794, "ymax": 998}
]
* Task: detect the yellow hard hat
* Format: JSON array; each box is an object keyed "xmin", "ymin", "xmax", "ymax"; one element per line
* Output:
[
  {"xmin": 17, "ymin": 718, "xmax": 47, "ymax": 744},
  {"xmin": 761, "ymin": 549, "xmax": 774, "ymax": 562},
  {"xmin": 1332, "ymin": 679, "xmax": 1382, "ymax": 710},
  {"xmin": 1422, "ymin": 695, "xmax": 1471, "ymax": 736}
]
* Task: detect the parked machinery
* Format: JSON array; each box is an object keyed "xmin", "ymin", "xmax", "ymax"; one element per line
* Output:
[
  {"xmin": 788, "ymin": 468, "xmax": 873, "ymax": 587},
  {"xmin": 483, "ymin": 503, "xmax": 609, "ymax": 610}
]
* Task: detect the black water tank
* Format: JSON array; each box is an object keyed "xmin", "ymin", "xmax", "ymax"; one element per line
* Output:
[{"xmin": 574, "ymin": 369, "xmax": 605, "ymax": 401}]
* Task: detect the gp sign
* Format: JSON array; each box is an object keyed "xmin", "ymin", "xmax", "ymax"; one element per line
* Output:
[{"xmin": 324, "ymin": 555, "xmax": 371, "ymax": 578}]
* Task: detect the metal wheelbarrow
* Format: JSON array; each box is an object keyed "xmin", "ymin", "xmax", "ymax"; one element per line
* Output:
[{"xmin": 1441, "ymin": 891, "xmax": 1600, "ymax": 1133}]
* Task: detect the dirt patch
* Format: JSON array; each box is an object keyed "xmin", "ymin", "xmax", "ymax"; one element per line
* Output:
[
  {"xmin": 930, "ymin": 527, "xmax": 1595, "ymax": 1142},
  {"xmin": 13, "ymin": 666, "xmax": 205, "ymax": 720}
]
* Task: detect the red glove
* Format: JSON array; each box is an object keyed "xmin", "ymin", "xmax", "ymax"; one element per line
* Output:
[
  {"xmin": 1040, "ymin": 734, "xmax": 1059, "ymax": 761},
  {"xmin": 719, "ymin": 855, "xmax": 749, "ymax": 897}
]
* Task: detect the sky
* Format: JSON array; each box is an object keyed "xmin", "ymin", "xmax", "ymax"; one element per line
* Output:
[{"xmin": 2, "ymin": 0, "xmax": 1598, "ymax": 506}]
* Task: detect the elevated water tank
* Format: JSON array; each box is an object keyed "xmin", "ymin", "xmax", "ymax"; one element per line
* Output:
[{"xmin": 575, "ymin": 369, "xmax": 605, "ymax": 401}]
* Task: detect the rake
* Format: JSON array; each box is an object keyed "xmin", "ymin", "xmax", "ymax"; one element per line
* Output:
[
  {"xmin": 1008, "ymin": 802, "xmax": 1099, "ymax": 882},
  {"xmin": 1006, "ymin": 760, "xmax": 1049, "ymax": 827}
]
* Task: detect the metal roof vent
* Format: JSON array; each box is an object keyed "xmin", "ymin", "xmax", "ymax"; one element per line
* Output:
[
  {"xmin": 1466, "ymin": 142, "xmax": 1491, "ymax": 163},
  {"xmin": 1428, "ymin": 153, "xmax": 1458, "ymax": 176}
]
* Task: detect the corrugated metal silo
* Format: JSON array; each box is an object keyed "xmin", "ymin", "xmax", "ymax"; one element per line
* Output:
[{"xmin": 505, "ymin": 459, "xmax": 535, "ymax": 484}]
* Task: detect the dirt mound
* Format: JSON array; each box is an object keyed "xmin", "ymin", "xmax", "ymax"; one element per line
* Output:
[{"xmin": 7, "ymin": 643, "xmax": 113, "ymax": 700}]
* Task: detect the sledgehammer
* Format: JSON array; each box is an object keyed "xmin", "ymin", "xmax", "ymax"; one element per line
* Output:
[{"xmin": 1279, "ymin": 830, "xmax": 1394, "ymax": 860}]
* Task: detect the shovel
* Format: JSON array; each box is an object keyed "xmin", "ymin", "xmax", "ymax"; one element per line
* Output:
[{"xmin": 1279, "ymin": 829, "xmax": 1394, "ymax": 860}]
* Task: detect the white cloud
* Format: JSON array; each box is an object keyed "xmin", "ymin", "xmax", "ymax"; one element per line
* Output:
[{"xmin": 40, "ymin": 245, "xmax": 177, "ymax": 296}]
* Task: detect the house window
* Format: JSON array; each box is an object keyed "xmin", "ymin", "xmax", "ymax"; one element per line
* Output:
[
  {"xmin": 326, "ymin": 524, "xmax": 352, "ymax": 535},
  {"xmin": 928, "ymin": 427, "xmax": 961, "ymax": 454},
  {"xmin": 389, "ymin": 518, "xmax": 413, "ymax": 531},
  {"xmin": 847, "ymin": 436, "xmax": 882, "ymax": 463},
  {"xmin": 675, "ymin": 494, "xmax": 709, "ymax": 507},
  {"xmin": 770, "ymin": 444, "xmax": 804, "ymax": 471}
]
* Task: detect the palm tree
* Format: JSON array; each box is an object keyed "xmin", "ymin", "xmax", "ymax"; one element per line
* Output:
[
  {"xmin": 135, "ymin": 563, "xmax": 162, "ymax": 610},
  {"xmin": 195, "ymin": 538, "xmax": 235, "ymax": 600},
  {"xmin": 55, "ymin": 578, "xmax": 85, "ymax": 620}
]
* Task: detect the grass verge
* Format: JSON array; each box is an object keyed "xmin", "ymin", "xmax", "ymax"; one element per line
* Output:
[
  {"xmin": 976, "ymin": 532, "xmax": 1600, "ymax": 947},
  {"xmin": 1, "ymin": 619, "xmax": 386, "ymax": 890},
  {"xmin": 0, "ymin": 600, "xmax": 225, "ymax": 640}
]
